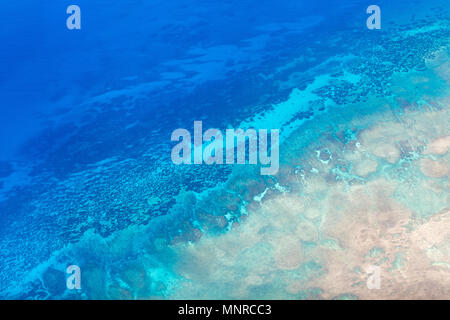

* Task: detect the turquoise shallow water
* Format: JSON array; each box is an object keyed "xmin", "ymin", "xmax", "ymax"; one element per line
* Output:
[{"xmin": 0, "ymin": 0, "xmax": 449, "ymax": 299}]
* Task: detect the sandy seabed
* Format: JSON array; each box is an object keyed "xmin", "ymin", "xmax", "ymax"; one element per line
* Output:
[{"xmin": 165, "ymin": 51, "xmax": 450, "ymax": 300}]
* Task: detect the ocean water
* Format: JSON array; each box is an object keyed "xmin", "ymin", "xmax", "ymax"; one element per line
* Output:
[{"xmin": 0, "ymin": 0, "xmax": 449, "ymax": 299}]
